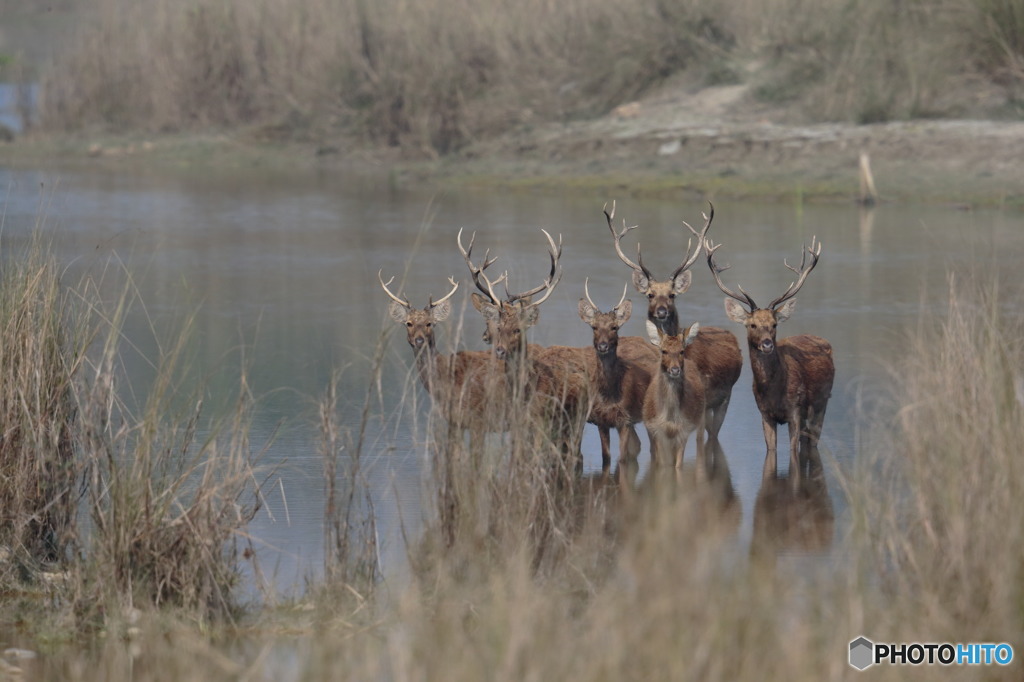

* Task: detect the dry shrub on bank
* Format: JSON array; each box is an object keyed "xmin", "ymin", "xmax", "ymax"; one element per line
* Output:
[
  {"xmin": 37, "ymin": 0, "xmax": 735, "ymax": 152},
  {"xmin": 0, "ymin": 231, "xmax": 83, "ymax": 568},
  {"xmin": 69, "ymin": 281, "xmax": 263, "ymax": 624}
]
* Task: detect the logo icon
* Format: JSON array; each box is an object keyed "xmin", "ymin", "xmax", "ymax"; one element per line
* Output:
[{"xmin": 850, "ymin": 637, "xmax": 874, "ymax": 670}]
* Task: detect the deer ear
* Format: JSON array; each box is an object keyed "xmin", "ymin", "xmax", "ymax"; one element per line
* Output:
[
  {"xmin": 388, "ymin": 301, "xmax": 409, "ymax": 323},
  {"xmin": 632, "ymin": 270, "xmax": 650, "ymax": 294},
  {"xmin": 430, "ymin": 300, "xmax": 451, "ymax": 323},
  {"xmin": 684, "ymin": 322, "xmax": 700, "ymax": 347},
  {"xmin": 522, "ymin": 304, "xmax": 541, "ymax": 328},
  {"xmin": 615, "ymin": 299, "xmax": 632, "ymax": 323},
  {"xmin": 774, "ymin": 299, "xmax": 796, "ymax": 323},
  {"xmin": 645, "ymin": 319, "xmax": 661, "ymax": 346},
  {"xmin": 578, "ymin": 298, "xmax": 597, "ymax": 325},
  {"xmin": 471, "ymin": 292, "xmax": 489, "ymax": 312},
  {"xmin": 724, "ymin": 298, "xmax": 749, "ymax": 325},
  {"xmin": 672, "ymin": 270, "xmax": 692, "ymax": 294}
]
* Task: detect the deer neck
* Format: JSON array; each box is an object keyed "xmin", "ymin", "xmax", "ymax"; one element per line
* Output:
[
  {"xmin": 649, "ymin": 311, "xmax": 679, "ymax": 337},
  {"xmin": 596, "ymin": 348, "xmax": 625, "ymax": 400},
  {"xmin": 747, "ymin": 341, "xmax": 784, "ymax": 391}
]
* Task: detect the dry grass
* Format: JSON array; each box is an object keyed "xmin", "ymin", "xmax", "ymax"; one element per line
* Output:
[{"xmin": 33, "ymin": 0, "xmax": 1024, "ymax": 151}]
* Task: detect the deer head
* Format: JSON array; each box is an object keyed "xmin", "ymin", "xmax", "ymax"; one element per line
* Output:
[
  {"xmin": 606, "ymin": 200, "xmax": 714, "ymax": 333},
  {"xmin": 705, "ymin": 236, "xmax": 822, "ymax": 354},
  {"xmin": 458, "ymin": 227, "xmax": 562, "ymax": 361},
  {"xmin": 647, "ymin": 320, "xmax": 700, "ymax": 379},
  {"xmin": 379, "ymin": 270, "xmax": 459, "ymax": 352},
  {"xmin": 578, "ymin": 279, "xmax": 631, "ymax": 357}
]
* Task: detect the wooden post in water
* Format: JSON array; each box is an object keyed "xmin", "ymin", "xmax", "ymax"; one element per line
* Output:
[{"xmin": 858, "ymin": 151, "xmax": 878, "ymax": 207}]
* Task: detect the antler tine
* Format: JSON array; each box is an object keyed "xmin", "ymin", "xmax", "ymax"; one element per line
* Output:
[
  {"xmin": 457, "ymin": 226, "xmax": 501, "ymax": 304},
  {"xmin": 768, "ymin": 236, "xmax": 823, "ymax": 310},
  {"xmin": 674, "ymin": 202, "xmax": 715, "ymax": 278},
  {"xmin": 583, "ymin": 277, "xmax": 598, "ymax": 310},
  {"xmin": 428, "ymin": 277, "xmax": 460, "ymax": 309},
  {"xmin": 615, "ymin": 281, "xmax": 629, "ymax": 310},
  {"xmin": 705, "ymin": 238, "xmax": 758, "ymax": 311},
  {"xmin": 605, "ymin": 201, "xmax": 648, "ymax": 277},
  {"xmin": 378, "ymin": 269, "xmax": 411, "ymax": 309},
  {"xmin": 505, "ymin": 228, "xmax": 564, "ymax": 304}
]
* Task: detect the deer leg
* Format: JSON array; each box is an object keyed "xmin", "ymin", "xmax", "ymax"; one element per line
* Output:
[
  {"xmin": 788, "ymin": 411, "xmax": 803, "ymax": 486},
  {"xmin": 707, "ymin": 394, "xmax": 731, "ymax": 441},
  {"xmin": 762, "ymin": 419, "xmax": 778, "ymax": 477},
  {"xmin": 598, "ymin": 425, "xmax": 612, "ymax": 469},
  {"xmin": 619, "ymin": 424, "xmax": 641, "ymax": 462}
]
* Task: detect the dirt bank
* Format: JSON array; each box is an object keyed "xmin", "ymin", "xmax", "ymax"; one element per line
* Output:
[
  {"xmin": 5, "ymin": 78, "xmax": 1024, "ymax": 209},
  {"xmin": 433, "ymin": 79, "xmax": 1024, "ymax": 208}
]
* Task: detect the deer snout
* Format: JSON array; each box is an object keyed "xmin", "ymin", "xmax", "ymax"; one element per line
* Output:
[
  {"xmin": 653, "ymin": 305, "xmax": 670, "ymax": 319},
  {"xmin": 413, "ymin": 335, "xmax": 426, "ymax": 348},
  {"xmin": 596, "ymin": 341, "xmax": 611, "ymax": 354},
  {"xmin": 667, "ymin": 365, "xmax": 682, "ymax": 378},
  {"xmin": 494, "ymin": 346, "xmax": 507, "ymax": 360},
  {"xmin": 758, "ymin": 338, "xmax": 775, "ymax": 353}
]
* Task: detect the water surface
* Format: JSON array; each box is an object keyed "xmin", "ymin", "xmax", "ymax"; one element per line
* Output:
[{"xmin": 2, "ymin": 163, "xmax": 1022, "ymax": 590}]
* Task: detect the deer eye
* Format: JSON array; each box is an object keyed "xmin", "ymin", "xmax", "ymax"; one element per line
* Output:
[
  {"xmin": 611, "ymin": 325, "xmax": 618, "ymax": 331},
  {"xmin": 669, "ymin": 293, "xmax": 676, "ymax": 299},
  {"xmin": 406, "ymin": 321, "xmax": 413, "ymax": 327},
  {"xmin": 647, "ymin": 293, "xmax": 654, "ymax": 299}
]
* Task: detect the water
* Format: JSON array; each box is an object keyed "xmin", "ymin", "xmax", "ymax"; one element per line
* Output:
[{"xmin": 2, "ymin": 163, "xmax": 1023, "ymax": 591}]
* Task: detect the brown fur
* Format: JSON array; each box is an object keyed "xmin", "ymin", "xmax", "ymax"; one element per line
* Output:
[
  {"xmin": 725, "ymin": 299, "xmax": 835, "ymax": 477},
  {"xmin": 642, "ymin": 324, "xmax": 706, "ymax": 468},
  {"xmin": 577, "ymin": 297, "xmax": 652, "ymax": 468}
]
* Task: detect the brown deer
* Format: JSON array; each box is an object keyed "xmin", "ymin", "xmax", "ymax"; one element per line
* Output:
[
  {"xmin": 380, "ymin": 271, "xmax": 505, "ymax": 446},
  {"xmin": 458, "ymin": 228, "xmax": 590, "ymax": 460},
  {"xmin": 577, "ymin": 280, "xmax": 652, "ymax": 468},
  {"xmin": 705, "ymin": 236, "xmax": 835, "ymax": 479},
  {"xmin": 643, "ymin": 322, "xmax": 706, "ymax": 468},
  {"xmin": 606, "ymin": 201, "xmax": 742, "ymax": 439}
]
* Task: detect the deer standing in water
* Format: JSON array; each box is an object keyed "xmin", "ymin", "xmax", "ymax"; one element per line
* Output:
[
  {"xmin": 577, "ymin": 280, "xmax": 652, "ymax": 468},
  {"xmin": 607, "ymin": 201, "xmax": 742, "ymax": 439},
  {"xmin": 705, "ymin": 236, "xmax": 835, "ymax": 480},
  {"xmin": 458, "ymin": 228, "xmax": 590, "ymax": 461},
  {"xmin": 380, "ymin": 272, "xmax": 504, "ymax": 447},
  {"xmin": 643, "ymin": 322, "xmax": 706, "ymax": 468}
]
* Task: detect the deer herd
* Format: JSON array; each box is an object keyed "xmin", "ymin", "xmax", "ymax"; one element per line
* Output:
[{"xmin": 381, "ymin": 202, "xmax": 835, "ymax": 481}]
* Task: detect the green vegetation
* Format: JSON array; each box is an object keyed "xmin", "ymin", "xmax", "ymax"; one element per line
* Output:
[{"xmin": 35, "ymin": 0, "xmax": 1024, "ymax": 155}]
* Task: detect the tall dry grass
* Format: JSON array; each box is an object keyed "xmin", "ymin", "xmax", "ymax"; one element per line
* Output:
[
  {"xmin": 0, "ymin": 230, "xmax": 83, "ymax": 569},
  {"xmin": 36, "ymin": 0, "xmax": 1024, "ymax": 148},
  {"xmin": 36, "ymin": 0, "xmax": 737, "ymax": 152}
]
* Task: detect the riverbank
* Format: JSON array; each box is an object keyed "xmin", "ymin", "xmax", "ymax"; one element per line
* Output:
[{"xmin": 5, "ymin": 78, "xmax": 1024, "ymax": 208}]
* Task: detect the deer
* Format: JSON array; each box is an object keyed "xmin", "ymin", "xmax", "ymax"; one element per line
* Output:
[
  {"xmin": 458, "ymin": 227, "xmax": 590, "ymax": 462},
  {"xmin": 643, "ymin": 322, "xmax": 706, "ymax": 468},
  {"xmin": 705, "ymin": 236, "xmax": 835, "ymax": 481},
  {"xmin": 379, "ymin": 271, "xmax": 505, "ymax": 449},
  {"xmin": 577, "ymin": 280, "xmax": 653, "ymax": 468},
  {"xmin": 606, "ymin": 201, "xmax": 742, "ymax": 439}
]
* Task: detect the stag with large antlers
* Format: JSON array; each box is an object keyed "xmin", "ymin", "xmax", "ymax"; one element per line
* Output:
[
  {"xmin": 380, "ymin": 271, "xmax": 505, "ymax": 446},
  {"xmin": 705, "ymin": 237, "xmax": 835, "ymax": 479},
  {"xmin": 458, "ymin": 228, "xmax": 590, "ymax": 460},
  {"xmin": 606, "ymin": 201, "xmax": 742, "ymax": 438},
  {"xmin": 578, "ymin": 280, "xmax": 652, "ymax": 468}
]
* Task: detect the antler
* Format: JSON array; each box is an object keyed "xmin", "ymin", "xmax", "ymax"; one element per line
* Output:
[
  {"xmin": 504, "ymin": 229, "xmax": 563, "ymax": 306},
  {"xmin": 605, "ymin": 200, "xmax": 651, "ymax": 280},
  {"xmin": 427, "ymin": 277, "xmax": 460, "ymax": 309},
  {"xmin": 767, "ymin": 236, "xmax": 822, "ymax": 310},
  {"xmin": 584, "ymin": 277, "xmax": 628, "ymax": 312},
  {"xmin": 675, "ymin": 202, "xmax": 715, "ymax": 279},
  {"xmin": 704, "ymin": 239, "xmax": 759, "ymax": 311},
  {"xmin": 378, "ymin": 269, "xmax": 411, "ymax": 309},
  {"xmin": 457, "ymin": 227, "xmax": 503, "ymax": 305}
]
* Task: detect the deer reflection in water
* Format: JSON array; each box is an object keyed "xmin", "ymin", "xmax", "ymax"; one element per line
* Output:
[{"xmin": 750, "ymin": 444, "xmax": 834, "ymax": 566}]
